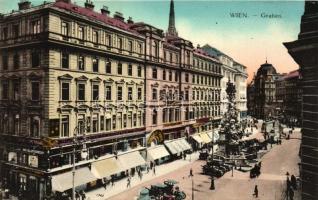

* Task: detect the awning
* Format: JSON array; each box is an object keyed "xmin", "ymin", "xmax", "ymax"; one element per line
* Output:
[
  {"xmin": 91, "ymin": 157, "xmax": 123, "ymax": 179},
  {"xmin": 146, "ymin": 145, "xmax": 170, "ymax": 161},
  {"xmin": 164, "ymin": 141, "xmax": 179, "ymax": 155},
  {"xmin": 207, "ymin": 131, "xmax": 220, "ymax": 142},
  {"xmin": 177, "ymin": 138, "xmax": 192, "ymax": 151},
  {"xmin": 118, "ymin": 151, "xmax": 146, "ymax": 171},
  {"xmin": 191, "ymin": 134, "xmax": 203, "ymax": 144},
  {"xmin": 200, "ymin": 133, "xmax": 212, "ymax": 144},
  {"xmin": 52, "ymin": 167, "xmax": 97, "ymax": 192}
]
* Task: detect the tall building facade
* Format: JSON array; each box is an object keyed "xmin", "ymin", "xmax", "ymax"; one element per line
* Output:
[
  {"xmin": 202, "ymin": 45, "xmax": 248, "ymax": 120},
  {"xmin": 0, "ymin": 0, "xmax": 222, "ymax": 199},
  {"xmin": 251, "ymin": 61, "xmax": 281, "ymax": 119},
  {"xmin": 284, "ymin": 1, "xmax": 318, "ymax": 199}
]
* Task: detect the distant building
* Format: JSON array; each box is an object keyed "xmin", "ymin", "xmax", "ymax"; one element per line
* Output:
[
  {"xmin": 284, "ymin": 1, "xmax": 318, "ymax": 198},
  {"xmin": 252, "ymin": 61, "xmax": 281, "ymax": 119},
  {"xmin": 247, "ymin": 77, "xmax": 255, "ymax": 116},
  {"xmin": 202, "ymin": 45, "xmax": 248, "ymax": 120},
  {"xmin": 275, "ymin": 70, "xmax": 301, "ymax": 125}
]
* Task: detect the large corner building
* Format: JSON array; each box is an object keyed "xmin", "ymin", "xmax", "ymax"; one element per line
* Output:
[{"xmin": 0, "ymin": 0, "xmax": 223, "ymax": 199}]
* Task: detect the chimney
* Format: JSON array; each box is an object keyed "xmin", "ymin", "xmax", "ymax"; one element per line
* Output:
[
  {"xmin": 55, "ymin": 0, "xmax": 71, "ymax": 3},
  {"xmin": 114, "ymin": 12, "xmax": 124, "ymax": 21},
  {"xmin": 101, "ymin": 6, "xmax": 110, "ymax": 16},
  {"xmin": 85, "ymin": 0, "xmax": 94, "ymax": 11},
  {"xmin": 127, "ymin": 17, "xmax": 134, "ymax": 24},
  {"xmin": 18, "ymin": 0, "xmax": 31, "ymax": 10}
]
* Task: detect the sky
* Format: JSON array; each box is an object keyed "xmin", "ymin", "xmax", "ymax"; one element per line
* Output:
[{"xmin": 0, "ymin": 0, "xmax": 305, "ymax": 82}]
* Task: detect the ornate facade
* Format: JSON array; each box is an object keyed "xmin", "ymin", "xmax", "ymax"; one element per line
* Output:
[{"xmin": 0, "ymin": 0, "xmax": 222, "ymax": 199}]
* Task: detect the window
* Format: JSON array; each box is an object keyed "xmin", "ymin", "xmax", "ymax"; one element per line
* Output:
[
  {"xmin": 105, "ymin": 85, "xmax": 111, "ymax": 100},
  {"xmin": 78, "ymin": 55, "xmax": 84, "ymax": 70},
  {"xmin": 31, "ymin": 51, "xmax": 40, "ymax": 68},
  {"xmin": 61, "ymin": 21, "xmax": 69, "ymax": 36},
  {"xmin": 137, "ymin": 43, "xmax": 142, "ymax": 56},
  {"xmin": 13, "ymin": 114, "xmax": 20, "ymax": 135},
  {"xmin": 185, "ymin": 90, "xmax": 189, "ymax": 101},
  {"xmin": 100, "ymin": 116, "xmax": 104, "ymax": 131},
  {"xmin": 137, "ymin": 65, "xmax": 142, "ymax": 77},
  {"xmin": 152, "ymin": 41, "xmax": 158, "ymax": 58},
  {"xmin": 106, "ymin": 117, "xmax": 111, "ymax": 131},
  {"xmin": 13, "ymin": 81, "xmax": 20, "ymax": 100},
  {"xmin": 61, "ymin": 82, "xmax": 69, "ymax": 101},
  {"xmin": 152, "ymin": 88, "xmax": 157, "ymax": 100},
  {"xmin": 92, "ymin": 57, "xmax": 99, "ymax": 72},
  {"xmin": 78, "ymin": 26, "xmax": 84, "ymax": 40},
  {"xmin": 128, "ymin": 41, "xmax": 133, "ymax": 55},
  {"xmin": 61, "ymin": 52, "xmax": 69, "ymax": 69},
  {"xmin": 2, "ymin": 82, "xmax": 8, "ymax": 100},
  {"xmin": 137, "ymin": 88, "xmax": 142, "ymax": 100},
  {"xmin": 112, "ymin": 115, "xmax": 116, "ymax": 129},
  {"xmin": 31, "ymin": 81, "xmax": 40, "ymax": 101},
  {"xmin": 2, "ymin": 55, "xmax": 8, "ymax": 70},
  {"xmin": 118, "ymin": 38, "xmax": 123, "ymax": 53},
  {"xmin": 14, "ymin": 53, "xmax": 19, "ymax": 69},
  {"xmin": 192, "ymin": 91, "xmax": 195, "ymax": 100},
  {"xmin": 92, "ymin": 85, "xmax": 99, "ymax": 100},
  {"xmin": 2, "ymin": 27, "xmax": 8, "ymax": 39},
  {"xmin": 192, "ymin": 75, "xmax": 195, "ymax": 83},
  {"xmin": 169, "ymin": 71, "xmax": 172, "ymax": 81},
  {"xmin": 13, "ymin": 24, "xmax": 19, "ymax": 38},
  {"xmin": 175, "ymin": 72, "xmax": 178, "ymax": 82},
  {"xmin": 61, "ymin": 115, "xmax": 69, "ymax": 137},
  {"xmin": 32, "ymin": 20, "xmax": 40, "ymax": 34},
  {"xmin": 77, "ymin": 114, "xmax": 85, "ymax": 135},
  {"xmin": 185, "ymin": 73, "xmax": 189, "ymax": 82},
  {"xmin": 133, "ymin": 113, "xmax": 137, "ymax": 127},
  {"xmin": 162, "ymin": 108, "xmax": 167, "ymax": 123},
  {"xmin": 117, "ymin": 63, "xmax": 122, "ymax": 75},
  {"xmin": 164, "ymin": 51, "xmax": 166, "ymax": 61},
  {"xmin": 77, "ymin": 84, "xmax": 85, "ymax": 101},
  {"xmin": 92, "ymin": 30, "xmax": 98, "ymax": 43},
  {"xmin": 163, "ymin": 70, "xmax": 166, "ymax": 80},
  {"xmin": 106, "ymin": 34, "xmax": 112, "ymax": 48},
  {"xmin": 152, "ymin": 68, "xmax": 157, "ymax": 79},
  {"xmin": 117, "ymin": 86, "xmax": 122, "ymax": 101},
  {"xmin": 30, "ymin": 116, "xmax": 40, "ymax": 137},
  {"xmin": 106, "ymin": 60, "xmax": 111, "ymax": 73},
  {"xmin": 128, "ymin": 64, "xmax": 133, "ymax": 76},
  {"xmin": 92, "ymin": 114, "xmax": 98, "ymax": 132},
  {"xmin": 127, "ymin": 87, "xmax": 133, "ymax": 100},
  {"xmin": 169, "ymin": 52, "xmax": 173, "ymax": 63},
  {"xmin": 152, "ymin": 109, "xmax": 157, "ymax": 125}
]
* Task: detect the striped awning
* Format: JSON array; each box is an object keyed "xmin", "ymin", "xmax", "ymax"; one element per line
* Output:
[
  {"xmin": 200, "ymin": 133, "xmax": 212, "ymax": 144},
  {"xmin": 191, "ymin": 134, "xmax": 203, "ymax": 144},
  {"xmin": 118, "ymin": 151, "xmax": 146, "ymax": 171},
  {"xmin": 91, "ymin": 157, "xmax": 123, "ymax": 179}
]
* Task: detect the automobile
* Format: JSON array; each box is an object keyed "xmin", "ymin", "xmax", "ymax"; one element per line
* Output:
[
  {"xmin": 202, "ymin": 165, "xmax": 224, "ymax": 177},
  {"xmin": 199, "ymin": 151, "xmax": 209, "ymax": 160}
]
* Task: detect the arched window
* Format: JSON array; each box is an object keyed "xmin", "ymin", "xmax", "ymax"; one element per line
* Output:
[{"xmin": 152, "ymin": 109, "xmax": 157, "ymax": 125}]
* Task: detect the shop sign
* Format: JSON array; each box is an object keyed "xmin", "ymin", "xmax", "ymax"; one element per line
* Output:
[{"xmin": 28, "ymin": 155, "xmax": 39, "ymax": 168}]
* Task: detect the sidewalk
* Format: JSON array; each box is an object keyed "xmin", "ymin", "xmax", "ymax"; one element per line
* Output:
[{"xmin": 86, "ymin": 152, "xmax": 199, "ymax": 200}]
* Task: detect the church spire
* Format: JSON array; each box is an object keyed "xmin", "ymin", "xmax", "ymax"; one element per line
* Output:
[{"xmin": 167, "ymin": 0, "xmax": 178, "ymax": 37}]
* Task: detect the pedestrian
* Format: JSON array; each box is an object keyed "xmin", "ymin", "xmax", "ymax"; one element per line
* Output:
[
  {"xmin": 153, "ymin": 166, "xmax": 156, "ymax": 176},
  {"xmin": 127, "ymin": 176, "xmax": 131, "ymax": 188},
  {"xmin": 80, "ymin": 190, "xmax": 86, "ymax": 200},
  {"xmin": 150, "ymin": 161, "xmax": 153, "ymax": 170},
  {"xmin": 253, "ymin": 185, "xmax": 258, "ymax": 198},
  {"xmin": 111, "ymin": 175, "xmax": 115, "ymax": 186},
  {"xmin": 289, "ymin": 188, "xmax": 294, "ymax": 200},
  {"xmin": 75, "ymin": 191, "xmax": 80, "ymax": 200},
  {"xmin": 189, "ymin": 168, "xmax": 193, "ymax": 177},
  {"xmin": 146, "ymin": 163, "xmax": 150, "ymax": 174},
  {"xmin": 103, "ymin": 177, "xmax": 107, "ymax": 190},
  {"xmin": 291, "ymin": 174, "xmax": 297, "ymax": 189},
  {"xmin": 183, "ymin": 152, "xmax": 186, "ymax": 160},
  {"xmin": 140, "ymin": 170, "xmax": 143, "ymax": 180}
]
